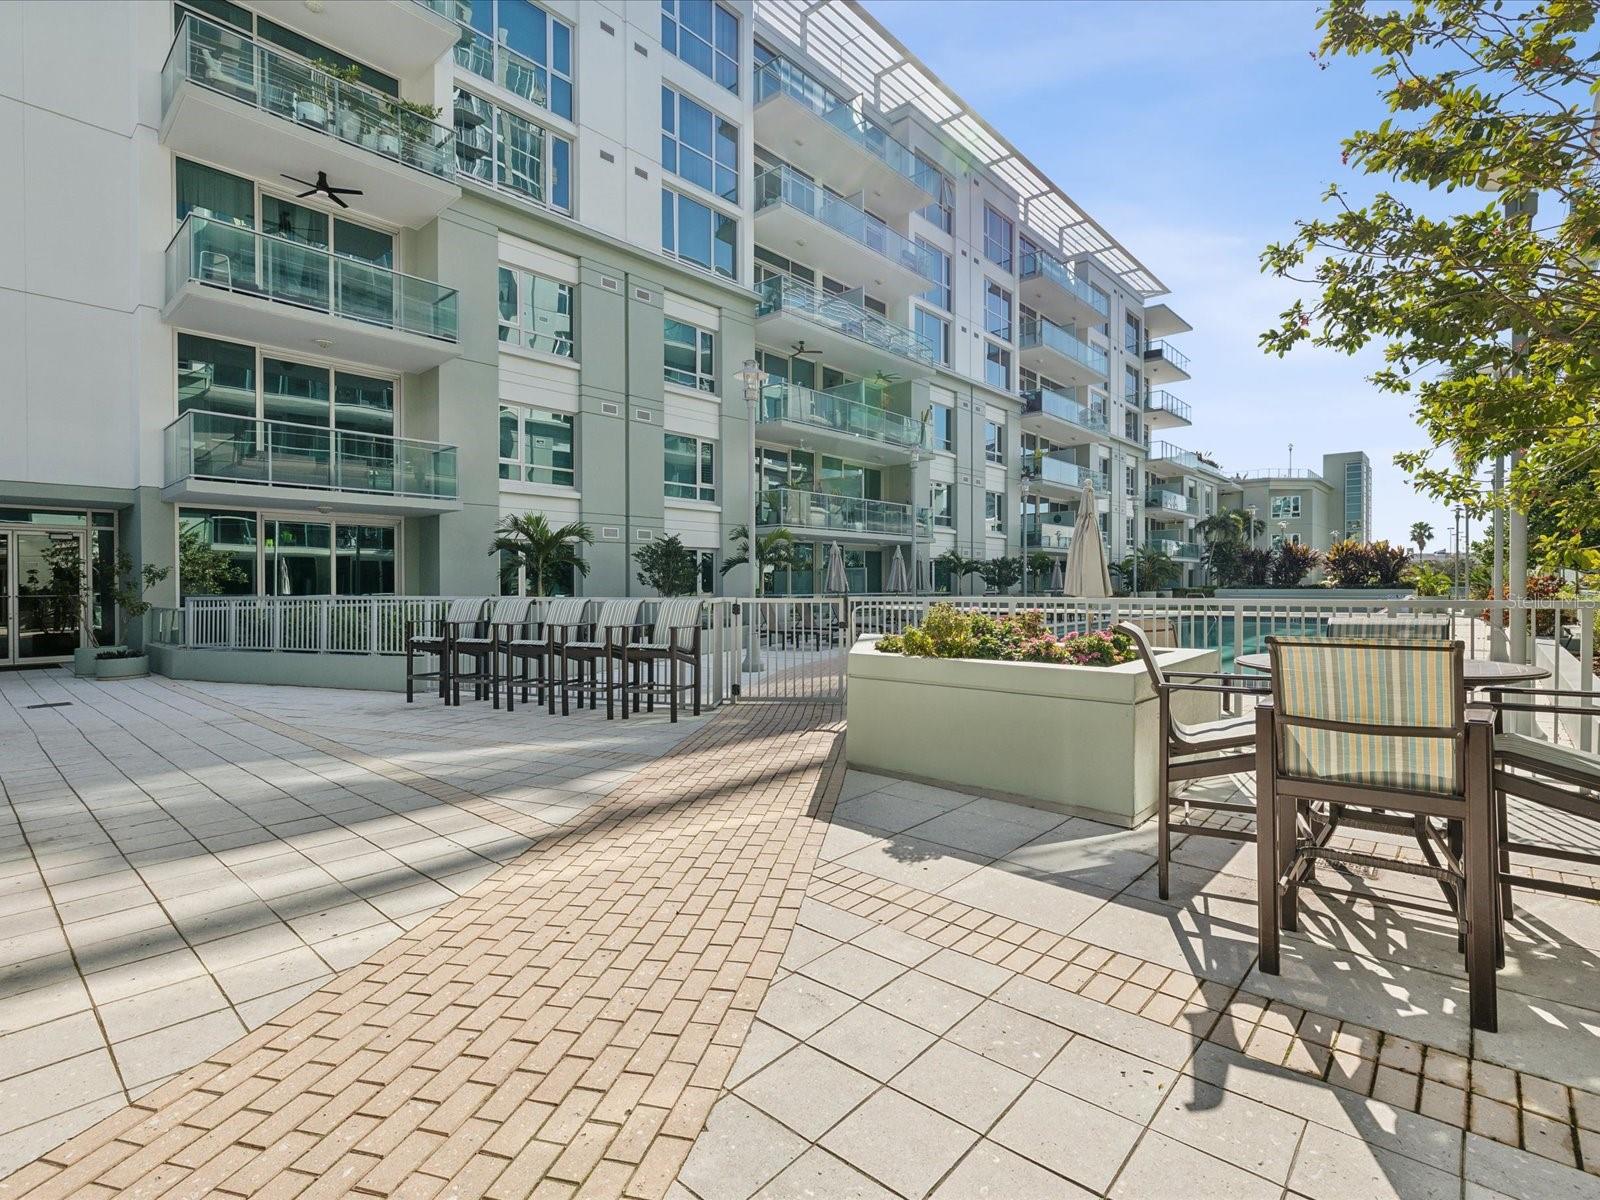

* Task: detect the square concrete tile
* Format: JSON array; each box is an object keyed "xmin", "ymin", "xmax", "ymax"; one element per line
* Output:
[
  {"xmin": 1039, "ymin": 1035, "xmax": 1179, "ymax": 1122},
  {"xmin": 759, "ymin": 1147, "xmax": 900, "ymax": 1200},
  {"xmin": 736, "ymin": 1044, "xmax": 879, "ymax": 1140},
  {"xmin": 821, "ymin": 1088, "xmax": 979, "ymax": 1200},
  {"xmin": 760, "ymin": 975, "xmax": 860, "ymax": 1041},
  {"xmin": 1150, "ymin": 1077, "xmax": 1306, "ymax": 1184},
  {"xmin": 903, "ymin": 807, "xmax": 1052, "ymax": 860},
  {"xmin": 678, "ymin": 1096, "xmax": 809, "ymax": 1200},
  {"xmin": 867, "ymin": 971, "xmax": 985, "ymax": 1036},
  {"xmin": 1068, "ymin": 894, "xmax": 1261, "ymax": 986},
  {"xmin": 1288, "ymin": 1122, "xmax": 1460, "ymax": 1200},
  {"xmin": 891, "ymin": 1040, "xmax": 1030, "ymax": 1132},
  {"xmin": 1463, "ymin": 1132, "xmax": 1600, "ymax": 1200},
  {"xmin": 837, "ymin": 835, "xmax": 989, "ymax": 894},
  {"xmin": 918, "ymin": 948, "xmax": 1012, "ymax": 998},
  {"xmin": 940, "ymin": 865, "xmax": 1109, "ymax": 936},
  {"xmin": 111, "ymin": 1009, "xmax": 247, "ymax": 1089},
  {"xmin": 797, "ymin": 944, "xmax": 907, "ymax": 1000},
  {"xmin": 1002, "ymin": 818, "xmax": 1159, "ymax": 894},
  {"xmin": 809, "ymin": 1003, "xmax": 937, "ymax": 1083},
  {"xmin": 726, "ymin": 1022, "xmax": 796, "ymax": 1090},
  {"xmin": 989, "ymin": 1079, "xmax": 1142, "ymax": 1194},
  {"xmin": 1109, "ymin": 1130, "xmax": 1281, "ymax": 1200},
  {"xmin": 930, "ymin": 1140, "xmax": 1094, "ymax": 1199},
  {"xmin": 834, "ymin": 792, "xmax": 966, "ymax": 836},
  {"xmin": 948, "ymin": 1000, "xmax": 1072, "ymax": 1076}
]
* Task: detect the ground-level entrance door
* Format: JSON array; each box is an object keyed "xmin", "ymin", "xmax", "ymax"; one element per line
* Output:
[{"xmin": 2, "ymin": 527, "xmax": 88, "ymax": 665}]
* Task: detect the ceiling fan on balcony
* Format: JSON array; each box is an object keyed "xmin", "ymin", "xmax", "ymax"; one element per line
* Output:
[
  {"xmin": 869, "ymin": 369, "xmax": 900, "ymax": 389},
  {"xmin": 281, "ymin": 171, "xmax": 364, "ymax": 209},
  {"xmin": 790, "ymin": 341, "xmax": 823, "ymax": 359}
]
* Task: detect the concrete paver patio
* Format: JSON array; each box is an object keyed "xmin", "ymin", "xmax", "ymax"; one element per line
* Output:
[{"xmin": 3, "ymin": 671, "xmax": 1600, "ymax": 1198}]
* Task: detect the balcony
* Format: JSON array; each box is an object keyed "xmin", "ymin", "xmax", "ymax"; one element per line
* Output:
[
  {"xmin": 1144, "ymin": 302, "xmax": 1193, "ymax": 340},
  {"xmin": 1146, "ymin": 537, "xmax": 1201, "ymax": 562},
  {"xmin": 1022, "ymin": 512, "xmax": 1076, "ymax": 551},
  {"xmin": 756, "ymin": 487, "xmax": 924, "ymax": 542},
  {"xmin": 754, "ymin": 166, "xmax": 938, "ymax": 301},
  {"xmin": 161, "ymin": 14, "xmax": 460, "ymax": 229},
  {"xmin": 1143, "ymin": 390, "xmax": 1192, "ymax": 428},
  {"xmin": 1021, "ymin": 388, "xmax": 1108, "ymax": 446},
  {"xmin": 1233, "ymin": 467, "xmax": 1324, "ymax": 482},
  {"xmin": 753, "ymin": 59, "xmax": 938, "ymax": 215},
  {"xmin": 1019, "ymin": 249, "xmax": 1108, "ymax": 329},
  {"xmin": 1147, "ymin": 440, "xmax": 1228, "ymax": 481},
  {"xmin": 245, "ymin": 1, "xmax": 459, "ymax": 77},
  {"xmin": 164, "ymin": 217, "xmax": 460, "ymax": 374},
  {"xmin": 1144, "ymin": 338, "xmax": 1192, "ymax": 384},
  {"xmin": 757, "ymin": 381, "xmax": 923, "ymax": 464},
  {"xmin": 1019, "ymin": 316, "xmax": 1108, "ymax": 388},
  {"xmin": 1145, "ymin": 489, "xmax": 1199, "ymax": 516},
  {"xmin": 1021, "ymin": 453, "xmax": 1108, "ymax": 498},
  {"xmin": 756, "ymin": 275, "xmax": 937, "ymax": 378},
  {"xmin": 163, "ymin": 410, "xmax": 460, "ymax": 515}
]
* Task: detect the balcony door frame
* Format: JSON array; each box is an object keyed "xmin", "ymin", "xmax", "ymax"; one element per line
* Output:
[{"xmin": 2, "ymin": 523, "xmax": 90, "ymax": 667}]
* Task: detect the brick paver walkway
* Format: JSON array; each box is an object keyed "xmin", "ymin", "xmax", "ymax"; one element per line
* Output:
[{"xmin": 0, "ymin": 698, "xmax": 844, "ymax": 1200}]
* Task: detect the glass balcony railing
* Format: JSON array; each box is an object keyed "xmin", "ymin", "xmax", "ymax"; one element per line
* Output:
[
  {"xmin": 1149, "ymin": 441, "xmax": 1201, "ymax": 471},
  {"xmin": 1146, "ymin": 537, "xmax": 1201, "ymax": 561},
  {"xmin": 756, "ymin": 275, "xmax": 937, "ymax": 367},
  {"xmin": 1143, "ymin": 390, "xmax": 1192, "ymax": 422},
  {"xmin": 450, "ymin": 23, "xmax": 557, "ymax": 112},
  {"xmin": 1022, "ymin": 388, "xmax": 1108, "ymax": 435},
  {"xmin": 1022, "ymin": 512, "xmax": 1076, "ymax": 550},
  {"xmin": 755, "ymin": 167, "xmax": 938, "ymax": 282},
  {"xmin": 1145, "ymin": 489, "xmax": 1199, "ymax": 515},
  {"xmin": 759, "ymin": 381, "xmax": 924, "ymax": 450},
  {"xmin": 167, "ymin": 216, "xmax": 459, "ymax": 342},
  {"xmin": 1019, "ymin": 250, "xmax": 1109, "ymax": 317},
  {"xmin": 1145, "ymin": 339, "xmax": 1191, "ymax": 373},
  {"xmin": 754, "ymin": 59, "xmax": 937, "ymax": 197},
  {"xmin": 165, "ymin": 410, "xmax": 458, "ymax": 500},
  {"xmin": 162, "ymin": 14, "xmax": 457, "ymax": 179},
  {"xmin": 756, "ymin": 487, "xmax": 919, "ymax": 538},
  {"xmin": 1019, "ymin": 316, "xmax": 1109, "ymax": 377},
  {"xmin": 1020, "ymin": 454, "xmax": 1108, "ymax": 493}
]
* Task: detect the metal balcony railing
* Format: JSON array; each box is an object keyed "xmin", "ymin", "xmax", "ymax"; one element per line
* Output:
[
  {"xmin": 759, "ymin": 381, "xmax": 924, "ymax": 450},
  {"xmin": 165, "ymin": 410, "xmax": 458, "ymax": 500},
  {"xmin": 162, "ymin": 13, "xmax": 457, "ymax": 178},
  {"xmin": 1143, "ymin": 390, "xmax": 1192, "ymax": 422},
  {"xmin": 1145, "ymin": 339, "xmax": 1191, "ymax": 373},
  {"xmin": 166, "ymin": 216, "xmax": 459, "ymax": 342}
]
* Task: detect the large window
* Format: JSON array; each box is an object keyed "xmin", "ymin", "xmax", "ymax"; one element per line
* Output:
[
  {"xmin": 176, "ymin": 508, "xmax": 396, "ymax": 596},
  {"xmin": 985, "ymin": 491, "xmax": 1006, "ymax": 536},
  {"xmin": 984, "ymin": 205, "xmax": 1014, "ymax": 270},
  {"xmin": 984, "ymin": 281, "xmax": 1012, "ymax": 340},
  {"xmin": 661, "ymin": 0, "xmax": 739, "ymax": 92},
  {"xmin": 662, "ymin": 86, "xmax": 738, "ymax": 202},
  {"xmin": 929, "ymin": 402, "xmax": 954, "ymax": 453},
  {"xmin": 450, "ymin": 0, "xmax": 573, "ymax": 118},
  {"xmin": 454, "ymin": 89, "xmax": 572, "ymax": 213},
  {"xmin": 917, "ymin": 237, "xmax": 951, "ymax": 310},
  {"xmin": 930, "ymin": 481, "xmax": 954, "ymax": 527},
  {"xmin": 497, "ymin": 267, "xmax": 574, "ymax": 356},
  {"xmin": 665, "ymin": 434, "xmax": 717, "ymax": 501},
  {"xmin": 1124, "ymin": 313, "xmax": 1142, "ymax": 355},
  {"xmin": 499, "ymin": 404, "xmax": 575, "ymax": 486},
  {"xmin": 664, "ymin": 318, "xmax": 717, "ymax": 392},
  {"xmin": 984, "ymin": 420, "xmax": 1005, "ymax": 465},
  {"xmin": 662, "ymin": 188, "xmax": 737, "ymax": 280},
  {"xmin": 916, "ymin": 154, "xmax": 954, "ymax": 233},
  {"xmin": 914, "ymin": 308, "xmax": 949, "ymax": 366},
  {"xmin": 177, "ymin": 334, "xmax": 395, "ymax": 438},
  {"xmin": 1271, "ymin": 494, "xmax": 1302, "ymax": 519},
  {"xmin": 984, "ymin": 343, "xmax": 1010, "ymax": 391}
]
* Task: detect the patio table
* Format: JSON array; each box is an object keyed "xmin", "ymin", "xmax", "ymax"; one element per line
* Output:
[{"xmin": 1236, "ymin": 652, "xmax": 1549, "ymax": 690}]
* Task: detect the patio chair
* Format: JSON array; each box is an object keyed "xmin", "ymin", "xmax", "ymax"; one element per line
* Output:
[
  {"xmin": 550, "ymin": 598, "xmax": 645, "ymax": 716},
  {"xmin": 449, "ymin": 596, "xmax": 539, "ymax": 707},
  {"xmin": 501, "ymin": 597, "xmax": 589, "ymax": 713},
  {"xmin": 1254, "ymin": 637, "xmax": 1499, "ymax": 1031},
  {"xmin": 612, "ymin": 597, "xmax": 705, "ymax": 722},
  {"xmin": 1116, "ymin": 622, "xmax": 1268, "ymax": 901},
  {"xmin": 406, "ymin": 597, "xmax": 488, "ymax": 704},
  {"xmin": 1484, "ymin": 688, "xmax": 1600, "ymax": 923}
]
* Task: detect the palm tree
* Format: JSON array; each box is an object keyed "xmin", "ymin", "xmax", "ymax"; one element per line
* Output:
[
  {"xmin": 489, "ymin": 513, "xmax": 593, "ymax": 596},
  {"xmin": 720, "ymin": 525, "xmax": 796, "ymax": 596},
  {"xmin": 1195, "ymin": 507, "xmax": 1264, "ymax": 585},
  {"xmin": 1410, "ymin": 520, "xmax": 1434, "ymax": 554}
]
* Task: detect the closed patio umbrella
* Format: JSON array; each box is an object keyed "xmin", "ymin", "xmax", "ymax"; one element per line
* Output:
[
  {"xmin": 824, "ymin": 541, "xmax": 849, "ymax": 594},
  {"xmin": 1049, "ymin": 557, "xmax": 1064, "ymax": 593},
  {"xmin": 886, "ymin": 546, "xmax": 909, "ymax": 594},
  {"xmin": 1063, "ymin": 479, "xmax": 1112, "ymax": 598}
]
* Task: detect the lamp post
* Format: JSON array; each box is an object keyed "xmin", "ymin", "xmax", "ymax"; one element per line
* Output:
[
  {"xmin": 1454, "ymin": 505, "xmax": 1465, "ymax": 595},
  {"xmin": 736, "ymin": 358, "xmax": 766, "ymax": 672}
]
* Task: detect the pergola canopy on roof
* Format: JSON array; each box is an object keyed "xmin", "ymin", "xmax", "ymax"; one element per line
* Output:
[{"xmin": 754, "ymin": 0, "xmax": 1168, "ymax": 299}]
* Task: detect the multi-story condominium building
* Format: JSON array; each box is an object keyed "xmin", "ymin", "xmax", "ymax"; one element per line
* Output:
[
  {"xmin": 1221, "ymin": 452, "xmax": 1375, "ymax": 556},
  {"xmin": 0, "ymin": 0, "xmax": 1209, "ymax": 666}
]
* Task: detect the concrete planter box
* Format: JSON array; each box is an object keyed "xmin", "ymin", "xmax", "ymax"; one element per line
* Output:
[
  {"xmin": 75, "ymin": 645, "xmax": 126, "ymax": 676},
  {"xmin": 94, "ymin": 653, "xmax": 150, "ymax": 680},
  {"xmin": 846, "ymin": 638, "xmax": 1220, "ymax": 827}
]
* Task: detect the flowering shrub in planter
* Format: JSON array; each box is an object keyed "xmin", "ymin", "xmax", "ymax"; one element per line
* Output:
[{"xmin": 874, "ymin": 604, "xmax": 1137, "ymax": 666}]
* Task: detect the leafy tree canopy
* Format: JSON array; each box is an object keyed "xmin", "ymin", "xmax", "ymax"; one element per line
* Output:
[
  {"xmin": 1262, "ymin": 0, "xmax": 1600, "ymax": 569},
  {"xmin": 634, "ymin": 534, "xmax": 700, "ymax": 596}
]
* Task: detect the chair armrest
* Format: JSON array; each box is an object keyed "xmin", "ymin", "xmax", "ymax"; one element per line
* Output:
[
  {"xmin": 1166, "ymin": 681, "xmax": 1269, "ymax": 697},
  {"xmin": 1165, "ymin": 670, "xmax": 1262, "ymax": 681}
]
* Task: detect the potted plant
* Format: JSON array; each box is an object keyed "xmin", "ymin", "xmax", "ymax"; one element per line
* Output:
[{"xmin": 93, "ymin": 553, "xmax": 171, "ymax": 681}]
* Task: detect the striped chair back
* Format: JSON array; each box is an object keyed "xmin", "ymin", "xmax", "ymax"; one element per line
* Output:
[
  {"xmin": 1267, "ymin": 637, "xmax": 1464, "ymax": 796},
  {"xmin": 647, "ymin": 597, "xmax": 704, "ymax": 644},
  {"xmin": 542, "ymin": 597, "xmax": 590, "ymax": 628},
  {"xmin": 487, "ymin": 596, "xmax": 538, "ymax": 627},
  {"xmin": 1324, "ymin": 615, "xmax": 1451, "ymax": 641},
  {"xmin": 590, "ymin": 598, "xmax": 644, "ymax": 631},
  {"xmin": 443, "ymin": 597, "xmax": 488, "ymax": 626}
]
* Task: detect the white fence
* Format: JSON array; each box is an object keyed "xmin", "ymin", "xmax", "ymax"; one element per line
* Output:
[{"xmin": 149, "ymin": 594, "xmax": 1600, "ymax": 736}]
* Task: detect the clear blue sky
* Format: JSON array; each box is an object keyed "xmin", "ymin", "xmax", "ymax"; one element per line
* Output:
[{"xmin": 864, "ymin": 0, "xmax": 1461, "ymax": 550}]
